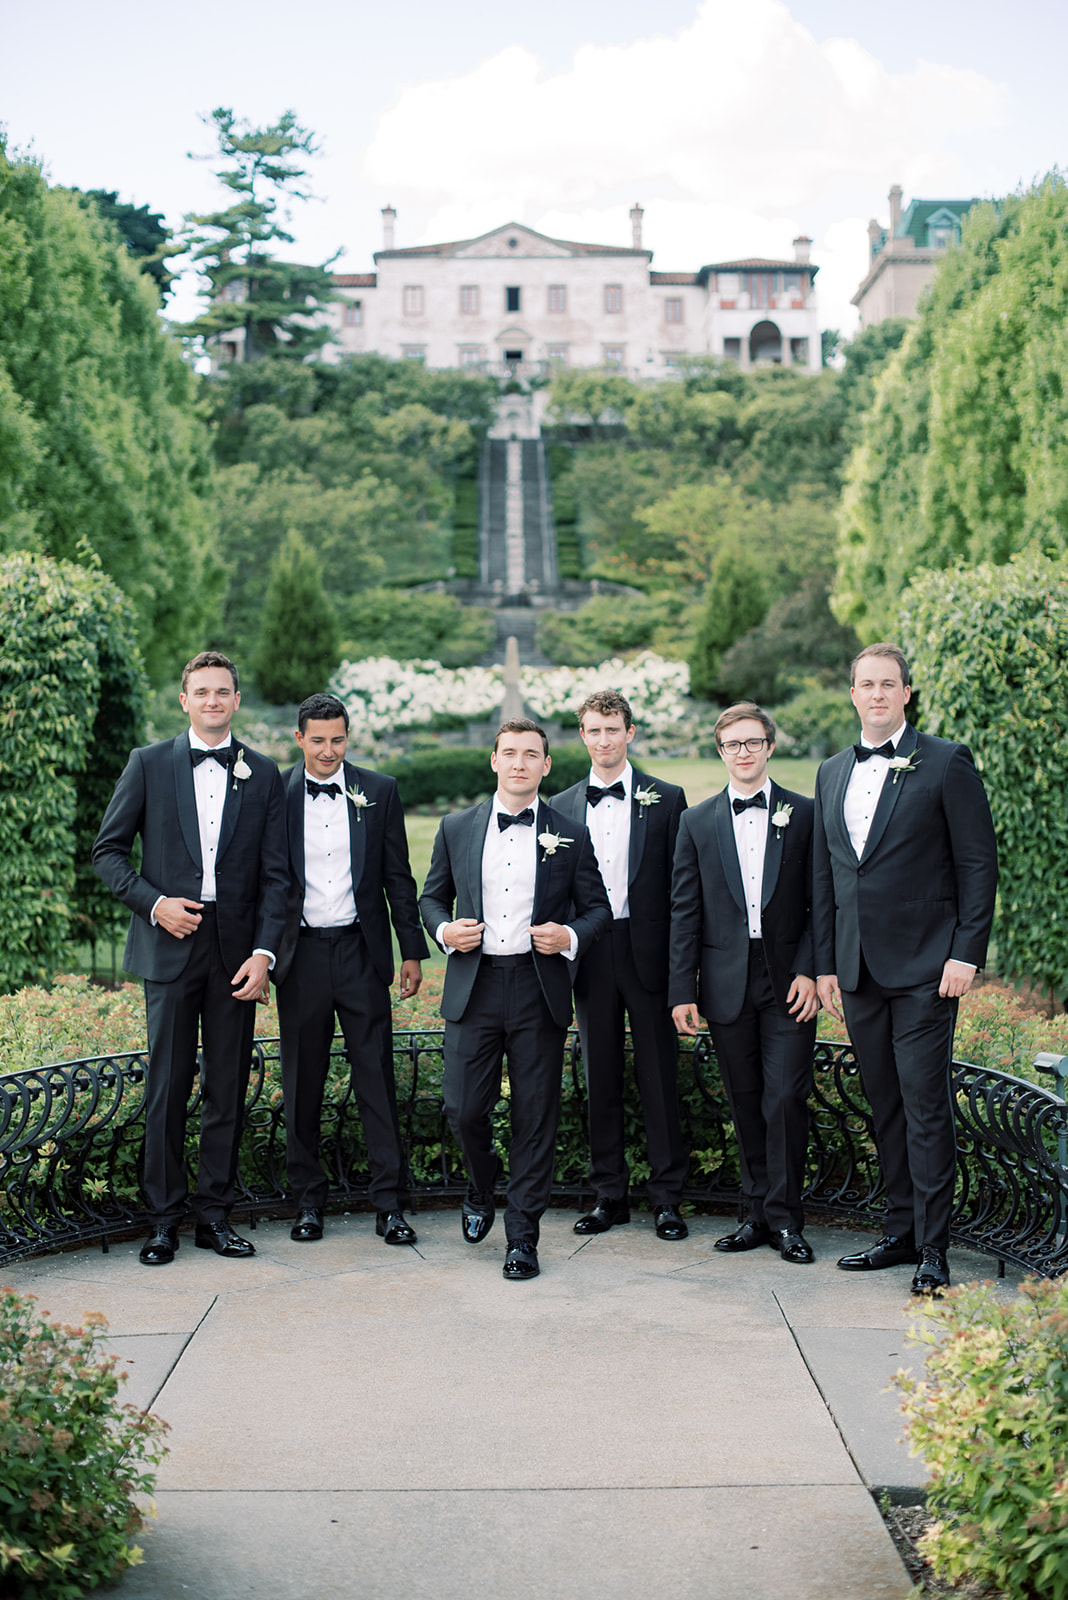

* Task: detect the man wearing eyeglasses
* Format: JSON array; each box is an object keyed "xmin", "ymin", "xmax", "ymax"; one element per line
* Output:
[{"xmin": 669, "ymin": 703, "xmax": 818, "ymax": 1263}]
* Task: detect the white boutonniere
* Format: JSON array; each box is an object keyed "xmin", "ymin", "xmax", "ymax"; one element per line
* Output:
[
  {"xmin": 771, "ymin": 803, "xmax": 793, "ymax": 837},
  {"xmin": 232, "ymin": 748, "xmax": 251, "ymax": 790},
  {"xmin": 538, "ymin": 830, "xmax": 571, "ymax": 858},
  {"xmin": 888, "ymin": 754, "xmax": 920, "ymax": 785},
  {"xmin": 633, "ymin": 785, "xmax": 661, "ymax": 815},
  {"xmin": 347, "ymin": 784, "xmax": 375, "ymax": 821}
]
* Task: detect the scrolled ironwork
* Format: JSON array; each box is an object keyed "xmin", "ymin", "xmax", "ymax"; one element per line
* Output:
[{"xmin": 2, "ymin": 1032, "xmax": 1067, "ymax": 1275}]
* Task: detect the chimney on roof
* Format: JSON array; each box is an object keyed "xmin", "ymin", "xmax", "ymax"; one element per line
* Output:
[
  {"xmin": 793, "ymin": 236, "xmax": 812, "ymax": 264},
  {"xmin": 630, "ymin": 203, "xmax": 644, "ymax": 251},
  {"xmin": 888, "ymin": 184, "xmax": 903, "ymax": 237},
  {"xmin": 381, "ymin": 205, "xmax": 396, "ymax": 251}
]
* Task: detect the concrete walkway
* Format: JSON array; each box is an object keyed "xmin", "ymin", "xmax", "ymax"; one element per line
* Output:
[{"xmin": 5, "ymin": 1212, "xmax": 1019, "ymax": 1599}]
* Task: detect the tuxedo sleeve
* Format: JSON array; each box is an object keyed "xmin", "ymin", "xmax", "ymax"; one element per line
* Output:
[
  {"xmin": 92, "ymin": 749, "xmax": 162, "ymax": 924},
  {"xmin": 942, "ymin": 744, "xmax": 998, "ymax": 968},
  {"xmin": 668, "ymin": 812, "xmax": 701, "ymax": 1008},
  {"xmin": 419, "ymin": 818, "xmax": 458, "ymax": 940},
  {"xmin": 380, "ymin": 779, "xmax": 430, "ymax": 961},
  {"xmin": 811, "ymin": 767, "xmax": 837, "ymax": 977},
  {"xmin": 665, "ymin": 784, "xmax": 687, "ymax": 861},
  {"xmin": 252, "ymin": 763, "xmax": 290, "ymax": 958}
]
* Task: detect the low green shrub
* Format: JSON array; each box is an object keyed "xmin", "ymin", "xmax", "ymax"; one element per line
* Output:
[
  {"xmin": 897, "ymin": 1276, "xmax": 1068, "ymax": 1599},
  {"xmin": 377, "ymin": 744, "xmax": 592, "ymax": 808},
  {"xmin": 772, "ymin": 679, "xmax": 857, "ymax": 758},
  {"xmin": 0, "ymin": 1288, "xmax": 168, "ymax": 1598},
  {"xmin": 336, "ymin": 589, "xmax": 494, "ymax": 668}
]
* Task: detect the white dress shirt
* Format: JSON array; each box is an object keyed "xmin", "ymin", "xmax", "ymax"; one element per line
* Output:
[
  {"xmin": 843, "ymin": 722, "xmax": 907, "ymax": 859},
  {"xmin": 436, "ymin": 796, "xmax": 577, "ymax": 959},
  {"xmin": 189, "ymin": 729, "xmax": 232, "ymax": 902},
  {"xmin": 585, "ymin": 761, "xmax": 632, "ymax": 920},
  {"xmin": 728, "ymin": 778, "xmax": 771, "ymax": 939},
  {"xmin": 301, "ymin": 772, "xmax": 357, "ymax": 928}
]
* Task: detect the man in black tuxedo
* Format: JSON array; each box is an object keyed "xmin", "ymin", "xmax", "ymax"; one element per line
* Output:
[
  {"xmin": 93, "ymin": 651, "xmax": 289, "ymax": 1266},
  {"xmin": 670, "ymin": 703, "xmax": 819, "ymax": 1264},
  {"xmin": 813, "ymin": 644, "xmax": 997, "ymax": 1294},
  {"xmin": 553, "ymin": 691, "xmax": 689, "ymax": 1242},
  {"xmin": 419, "ymin": 719, "xmax": 612, "ymax": 1281},
  {"xmin": 273, "ymin": 692, "xmax": 427, "ymax": 1247}
]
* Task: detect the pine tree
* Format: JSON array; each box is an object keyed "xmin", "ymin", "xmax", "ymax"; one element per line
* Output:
[
  {"xmin": 252, "ymin": 530, "xmax": 340, "ymax": 703},
  {"xmin": 688, "ymin": 539, "xmax": 767, "ymax": 701}
]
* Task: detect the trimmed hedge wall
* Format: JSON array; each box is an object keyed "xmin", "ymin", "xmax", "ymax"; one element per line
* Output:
[{"xmin": 378, "ymin": 743, "xmax": 598, "ymax": 807}]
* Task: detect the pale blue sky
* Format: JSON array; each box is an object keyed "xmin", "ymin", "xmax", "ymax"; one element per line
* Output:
[{"xmin": 2, "ymin": 0, "xmax": 1064, "ymax": 331}]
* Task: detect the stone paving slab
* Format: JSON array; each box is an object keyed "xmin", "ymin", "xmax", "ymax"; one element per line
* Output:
[{"xmin": 793, "ymin": 1327, "xmax": 928, "ymax": 1499}]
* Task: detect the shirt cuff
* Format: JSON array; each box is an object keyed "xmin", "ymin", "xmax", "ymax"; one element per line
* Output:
[
  {"xmin": 563, "ymin": 926, "xmax": 578, "ymax": 962},
  {"xmin": 253, "ymin": 948, "xmax": 276, "ymax": 970},
  {"xmin": 435, "ymin": 922, "xmax": 451, "ymax": 955},
  {"xmin": 150, "ymin": 895, "xmax": 165, "ymax": 927},
  {"xmin": 946, "ymin": 958, "xmax": 976, "ymax": 975}
]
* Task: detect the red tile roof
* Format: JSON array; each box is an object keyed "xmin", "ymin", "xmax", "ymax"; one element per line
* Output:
[
  {"xmin": 650, "ymin": 272, "xmax": 699, "ymax": 285},
  {"xmin": 332, "ymin": 273, "xmax": 377, "ymax": 287}
]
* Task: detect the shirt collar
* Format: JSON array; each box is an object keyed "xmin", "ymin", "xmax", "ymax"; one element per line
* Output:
[
  {"xmin": 493, "ymin": 793, "xmax": 540, "ymax": 818},
  {"xmin": 860, "ymin": 722, "xmax": 908, "ymax": 751},
  {"xmin": 188, "ymin": 729, "xmax": 233, "ymax": 752},
  {"xmin": 588, "ymin": 761, "xmax": 632, "ymax": 794},
  {"xmin": 727, "ymin": 777, "xmax": 772, "ymax": 806}
]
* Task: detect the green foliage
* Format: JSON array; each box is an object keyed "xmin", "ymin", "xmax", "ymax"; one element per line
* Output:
[
  {"xmin": 378, "ymin": 744, "xmax": 592, "ymax": 808},
  {"xmin": 536, "ymin": 591, "xmax": 698, "ymax": 666},
  {"xmin": 0, "ymin": 552, "xmax": 148, "ymax": 992},
  {"xmin": 688, "ymin": 540, "xmax": 766, "ymax": 702},
  {"xmin": 77, "ymin": 190, "xmax": 176, "ymax": 298},
  {"xmin": 452, "ymin": 474, "xmax": 479, "ymax": 579},
  {"xmin": 900, "ymin": 552, "xmax": 1068, "ymax": 1000},
  {"xmin": 0, "ymin": 1287, "xmax": 168, "ymax": 1598},
  {"xmin": 252, "ymin": 530, "xmax": 340, "ymax": 704},
  {"xmin": 836, "ymin": 179, "xmax": 1068, "ymax": 641},
  {"xmin": 335, "ymin": 588, "xmax": 493, "ymax": 669},
  {"xmin": 0, "ymin": 975, "xmax": 147, "ymax": 1071},
  {"xmin": 0, "ymin": 143, "xmax": 219, "ymax": 680},
  {"xmin": 180, "ymin": 108, "xmax": 337, "ymax": 360},
  {"xmin": 546, "ymin": 442, "xmax": 582, "ymax": 578},
  {"xmin": 771, "ymin": 680, "xmax": 857, "ymax": 759},
  {"xmin": 719, "ymin": 578, "xmax": 860, "ymax": 704},
  {"xmin": 897, "ymin": 1276, "xmax": 1068, "ymax": 1599}
]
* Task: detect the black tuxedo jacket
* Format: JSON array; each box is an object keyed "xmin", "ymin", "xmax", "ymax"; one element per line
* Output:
[
  {"xmin": 419, "ymin": 797, "xmax": 612, "ymax": 1029},
  {"xmin": 92, "ymin": 736, "xmax": 289, "ymax": 984},
  {"xmin": 668, "ymin": 783, "xmax": 814, "ymax": 1024},
  {"xmin": 812, "ymin": 724, "xmax": 998, "ymax": 992},
  {"xmin": 553, "ymin": 771, "xmax": 687, "ymax": 995},
  {"xmin": 274, "ymin": 760, "xmax": 428, "ymax": 987}
]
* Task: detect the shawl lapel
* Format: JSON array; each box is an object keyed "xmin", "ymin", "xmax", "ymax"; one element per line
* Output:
[
  {"xmin": 343, "ymin": 761, "xmax": 367, "ymax": 893},
  {"xmin": 464, "ymin": 798, "xmax": 494, "ymax": 920},
  {"xmin": 172, "ymin": 736, "xmax": 203, "ymax": 873},
  {"xmin": 286, "ymin": 765, "xmax": 306, "ymax": 887},
  {"xmin": 860, "ymin": 723, "xmax": 920, "ymax": 862},
  {"xmin": 760, "ymin": 782, "xmax": 785, "ymax": 909},
  {"xmin": 628, "ymin": 780, "xmax": 648, "ymax": 883},
  {"xmin": 711, "ymin": 789, "xmax": 746, "ymax": 914}
]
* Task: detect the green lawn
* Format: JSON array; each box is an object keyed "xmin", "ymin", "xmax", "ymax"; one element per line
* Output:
[{"xmin": 641, "ymin": 755, "xmax": 820, "ymax": 805}]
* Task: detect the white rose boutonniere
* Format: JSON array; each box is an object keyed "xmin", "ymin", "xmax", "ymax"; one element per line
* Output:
[
  {"xmin": 538, "ymin": 830, "xmax": 571, "ymax": 858},
  {"xmin": 633, "ymin": 785, "xmax": 661, "ymax": 816},
  {"xmin": 771, "ymin": 802, "xmax": 793, "ymax": 838},
  {"xmin": 232, "ymin": 748, "xmax": 251, "ymax": 790},
  {"xmin": 888, "ymin": 754, "xmax": 920, "ymax": 785},
  {"xmin": 347, "ymin": 784, "xmax": 376, "ymax": 821}
]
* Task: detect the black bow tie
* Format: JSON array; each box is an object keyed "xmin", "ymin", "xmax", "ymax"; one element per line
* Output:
[
  {"xmin": 587, "ymin": 781, "xmax": 625, "ymax": 806},
  {"xmin": 732, "ymin": 792, "xmax": 767, "ymax": 815},
  {"xmin": 306, "ymin": 779, "xmax": 341, "ymax": 800},
  {"xmin": 498, "ymin": 807, "xmax": 534, "ymax": 831},
  {"xmin": 854, "ymin": 740, "xmax": 896, "ymax": 762},
  {"xmin": 191, "ymin": 746, "xmax": 231, "ymax": 768}
]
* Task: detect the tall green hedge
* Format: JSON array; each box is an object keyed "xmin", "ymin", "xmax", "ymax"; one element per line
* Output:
[
  {"xmin": 0, "ymin": 552, "xmax": 147, "ymax": 990},
  {"xmin": 378, "ymin": 743, "xmax": 594, "ymax": 808},
  {"xmin": 900, "ymin": 552, "xmax": 1068, "ymax": 1002}
]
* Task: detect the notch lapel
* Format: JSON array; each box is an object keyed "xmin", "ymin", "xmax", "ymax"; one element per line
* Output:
[
  {"xmin": 712, "ymin": 790, "xmax": 746, "ymax": 913},
  {"xmin": 172, "ymin": 736, "xmax": 202, "ymax": 874}
]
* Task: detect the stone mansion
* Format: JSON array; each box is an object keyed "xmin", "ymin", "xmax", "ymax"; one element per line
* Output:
[{"xmin": 319, "ymin": 205, "xmax": 821, "ymax": 377}]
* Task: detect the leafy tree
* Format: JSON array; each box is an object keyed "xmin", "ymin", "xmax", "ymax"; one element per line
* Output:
[
  {"xmin": 718, "ymin": 576, "xmax": 860, "ymax": 704},
  {"xmin": 688, "ymin": 539, "xmax": 767, "ymax": 701},
  {"xmin": 335, "ymin": 588, "xmax": 494, "ymax": 667},
  {"xmin": 252, "ymin": 530, "xmax": 340, "ymax": 703},
  {"xmin": 0, "ymin": 142, "xmax": 218, "ymax": 680},
  {"xmin": 900, "ymin": 552, "xmax": 1068, "ymax": 1007},
  {"xmin": 535, "ymin": 591, "xmax": 695, "ymax": 666},
  {"xmin": 78, "ymin": 189, "xmax": 177, "ymax": 297},
  {"xmin": 181, "ymin": 108, "xmax": 338, "ymax": 361}
]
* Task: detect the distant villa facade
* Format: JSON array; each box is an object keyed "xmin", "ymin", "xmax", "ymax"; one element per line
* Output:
[
  {"xmin": 319, "ymin": 205, "xmax": 822, "ymax": 377},
  {"xmin": 852, "ymin": 184, "xmax": 980, "ymax": 327}
]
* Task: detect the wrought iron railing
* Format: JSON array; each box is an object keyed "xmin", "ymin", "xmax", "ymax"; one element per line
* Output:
[{"xmin": 2, "ymin": 1032, "xmax": 1066, "ymax": 1275}]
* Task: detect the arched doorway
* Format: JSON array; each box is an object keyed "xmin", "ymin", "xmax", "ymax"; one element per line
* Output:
[{"xmin": 749, "ymin": 320, "xmax": 782, "ymax": 365}]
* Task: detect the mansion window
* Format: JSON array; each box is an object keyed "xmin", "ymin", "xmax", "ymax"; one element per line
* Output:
[
  {"xmin": 403, "ymin": 285, "xmax": 424, "ymax": 316},
  {"xmin": 547, "ymin": 284, "xmax": 567, "ymax": 313},
  {"xmin": 604, "ymin": 284, "xmax": 623, "ymax": 313},
  {"xmin": 460, "ymin": 285, "xmax": 479, "ymax": 314},
  {"xmin": 343, "ymin": 301, "xmax": 363, "ymax": 326},
  {"xmin": 546, "ymin": 345, "xmax": 568, "ymax": 364},
  {"xmin": 402, "ymin": 345, "xmax": 426, "ymax": 362},
  {"xmin": 458, "ymin": 346, "xmax": 483, "ymax": 367},
  {"xmin": 505, "ymin": 286, "xmax": 521, "ymax": 312},
  {"xmin": 602, "ymin": 345, "xmax": 625, "ymax": 368},
  {"xmin": 723, "ymin": 337, "xmax": 742, "ymax": 363},
  {"xmin": 665, "ymin": 297, "xmax": 683, "ymax": 324},
  {"xmin": 745, "ymin": 273, "xmax": 773, "ymax": 308}
]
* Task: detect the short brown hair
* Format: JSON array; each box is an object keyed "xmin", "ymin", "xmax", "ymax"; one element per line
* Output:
[
  {"xmin": 714, "ymin": 701, "xmax": 777, "ymax": 747},
  {"xmin": 182, "ymin": 650, "xmax": 239, "ymax": 692},
  {"xmin": 494, "ymin": 718, "xmax": 549, "ymax": 757},
  {"xmin": 850, "ymin": 643, "xmax": 911, "ymax": 687},
  {"xmin": 576, "ymin": 690, "xmax": 634, "ymax": 730}
]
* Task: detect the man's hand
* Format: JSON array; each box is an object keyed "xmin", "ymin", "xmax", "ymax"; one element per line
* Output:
[
  {"xmin": 939, "ymin": 958, "xmax": 976, "ymax": 999},
  {"xmin": 530, "ymin": 921, "xmax": 570, "ymax": 955},
  {"xmin": 787, "ymin": 975, "xmax": 819, "ymax": 1023},
  {"xmin": 672, "ymin": 1003, "xmax": 702, "ymax": 1037},
  {"xmin": 816, "ymin": 974, "xmax": 842, "ymax": 1024},
  {"xmin": 155, "ymin": 898, "xmax": 203, "ymax": 938},
  {"xmin": 231, "ymin": 952, "xmax": 270, "ymax": 1002},
  {"xmin": 443, "ymin": 918, "xmax": 484, "ymax": 952},
  {"xmin": 398, "ymin": 959, "xmax": 423, "ymax": 999}
]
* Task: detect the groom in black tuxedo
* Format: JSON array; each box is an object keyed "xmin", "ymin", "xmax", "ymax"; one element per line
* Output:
[
  {"xmin": 93, "ymin": 651, "xmax": 289, "ymax": 1265},
  {"xmin": 273, "ymin": 692, "xmax": 427, "ymax": 1247},
  {"xmin": 419, "ymin": 719, "xmax": 612, "ymax": 1281},
  {"xmin": 670, "ymin": 703, "xmax": 818, "ymax": 1263},
  {"xmin": 553, "ymin": 690, "xmax": 689, "ymax": 1242},
  {"xmin": 813, "ymin": 644, "xmax": 997, "ymax": 1294}
]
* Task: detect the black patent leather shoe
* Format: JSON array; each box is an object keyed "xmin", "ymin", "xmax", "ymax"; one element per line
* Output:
[
  {"xmin": 772, "ymin": 1229, "xmax": 814, "ymax": 1264},
  {"xmin": 503, "ymin": 1242, "xmax": 539, "ymax": 1281},
  {"xmin": 714, "ymin": 1220, "xmax": 771, "ymax": 1253},
  {"xmin": 376, "ymin": 1211, "xmax": 416, "ymax": 1245},
  {"xmin": 140, "ymin": 1225, "xmax": 179, "ymax": 1266},
  {"xmin": 194, "ymin": 1221, "xmax": 255, "ymax": 1258},
  {"xmin": 911, "ymin": 1245, "xmax": 951, "ymax": 1296},
  {"xmin": 654, "ymin": 1204, "xmax": 689, "ymax": 1241},
  {"xmin": 462, "ymin": 1195, "xmax": 495, "ymax": 1244},
  {"xmin": 573, "ymin": 1198, "xmax": 630, "ymax": 1235},
  {"xmin": 290, "ymin": 1207, "xmax": 324, "ymax": 1242},
  {"xmin": 837, "ymin": 1233, "xmax": 917, "ymax": 1271}
]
